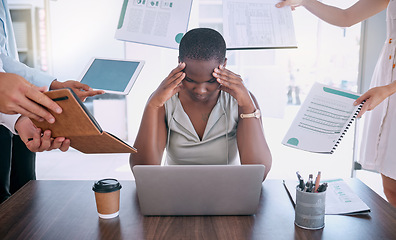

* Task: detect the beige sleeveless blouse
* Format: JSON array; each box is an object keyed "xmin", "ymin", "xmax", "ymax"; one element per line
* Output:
[{"xmin": 164, "ymin": 91, "xmax": 239, "ymax": 165}]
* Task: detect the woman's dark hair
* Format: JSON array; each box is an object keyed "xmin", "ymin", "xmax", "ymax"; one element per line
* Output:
[{"xmin": 179, "ymin": 28, "xmax": 226, "ymax": 63}]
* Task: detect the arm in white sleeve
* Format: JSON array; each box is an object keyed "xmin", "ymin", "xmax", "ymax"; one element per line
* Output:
[
  {"xmin": 0, "ymin": 113, "xmax": 20, "ymax": 134},
  {"xmin": 0, "ymin": 53, "xmax": 56, "ymax": 88}
]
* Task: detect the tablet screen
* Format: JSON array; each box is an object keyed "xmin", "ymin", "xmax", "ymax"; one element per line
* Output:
[{"xmin": 80, "ymin": 58, "xmax": 144, "ymax": 95}]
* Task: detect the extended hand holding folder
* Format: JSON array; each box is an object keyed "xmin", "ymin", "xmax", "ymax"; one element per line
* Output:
[{"xmin": 30, "ymin": 88, "xmax": 137, "ymax": 154}]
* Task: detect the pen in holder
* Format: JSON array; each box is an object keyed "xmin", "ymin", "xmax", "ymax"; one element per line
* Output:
[{"xmin": 294, "ymin": 186, "xmax": 326, "ymax": 230}]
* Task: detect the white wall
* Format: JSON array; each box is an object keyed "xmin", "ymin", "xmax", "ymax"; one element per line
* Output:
[
  {"xmin": 48, "ymin": 0, "xmax": 125, "ymax": 81},
  {"xmin": 124, "ymin": 41, "xmax": 179, "ymax": 141}
]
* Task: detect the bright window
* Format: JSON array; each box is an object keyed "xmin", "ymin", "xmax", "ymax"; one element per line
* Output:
[{"xmin": 37, "ymin": 0, "xmax": 361, "ymax": 182}]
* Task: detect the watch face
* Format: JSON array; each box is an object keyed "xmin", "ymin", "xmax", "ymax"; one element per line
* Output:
[{"xmin": 254, "ymin": 109, "xmax": 261, "ymax": 118}]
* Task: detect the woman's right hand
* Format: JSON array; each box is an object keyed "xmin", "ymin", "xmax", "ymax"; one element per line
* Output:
[
  {"xmin": 354, "ymin": 84, "xmax": 395, "ymax": 118},
  {"xmin": 148, "ymin": 62, "xmax": 186, "ymax": 109}
]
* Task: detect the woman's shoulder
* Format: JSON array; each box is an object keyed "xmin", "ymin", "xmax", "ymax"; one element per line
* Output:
[
  {"xmin": 164, "ymin": 94, "xmax": 178, "ymax": 108},
  {"xmin": 220, "ymin": 91, "xmax": 238, "ymax": 106},
  {"xmin": 164, "ymin": 94, "xmax": 179, "ymax": 117}
]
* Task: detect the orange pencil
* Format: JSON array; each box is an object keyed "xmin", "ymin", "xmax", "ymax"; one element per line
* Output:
[{"xmin": 314, "ymin": 171, "xmax": 321, "ymax": 192}]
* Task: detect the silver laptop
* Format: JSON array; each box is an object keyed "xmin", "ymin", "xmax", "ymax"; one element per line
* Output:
[{"xmin": 132, "ymin": 165, "xmax": 265, "ymax": 216}]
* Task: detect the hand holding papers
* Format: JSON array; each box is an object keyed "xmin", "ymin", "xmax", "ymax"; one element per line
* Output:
[
  {"xmin": 223, "ymin": 0, "xmax": 297, "ymax": 49},
  {"xmin": 282, "ymin": 82, "xmax": 364, "ymax": 153},
  {"xmin": 115, "ymin": 0, "xmax": 296, "ymax": 50}
]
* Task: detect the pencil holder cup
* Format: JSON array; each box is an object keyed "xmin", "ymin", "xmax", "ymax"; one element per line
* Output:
[{"xmin": 294, "ymin": 186, "xmax": 326, "ymax": 230}]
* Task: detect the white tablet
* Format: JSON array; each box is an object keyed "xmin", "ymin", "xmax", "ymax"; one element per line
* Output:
[{"xmin": 79, "ymin": 58, "xmax": 145, "ymax": 95}]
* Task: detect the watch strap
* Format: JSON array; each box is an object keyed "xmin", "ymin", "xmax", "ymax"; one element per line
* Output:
[{"xmin": 240, "ymin": 109, "xmax": 261, "ymax": 119}]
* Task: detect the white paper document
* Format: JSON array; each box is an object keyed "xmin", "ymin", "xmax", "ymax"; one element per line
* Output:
[
  {"xmin": 282, "ymin": 82, "xmax": 362, "ymax": 154},
  {"xmin": 223, "ymin": 0, "xmax": 297, "ymax": 49},
  {"xmin": 115, "ymin": 0, "xmax": 193, "ymax": 49},
  {"xmin": 284, "ymin": 179, "xmax": 370, "ymax": 215}
]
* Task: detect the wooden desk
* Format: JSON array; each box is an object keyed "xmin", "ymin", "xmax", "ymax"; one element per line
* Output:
[{"xmin": 0, "ymin": 179, "xmax": 395, "ymax": 240}]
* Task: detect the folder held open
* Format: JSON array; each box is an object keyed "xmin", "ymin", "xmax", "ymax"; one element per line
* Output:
[{"xmin": 30, "ymin": 88, "xmax": 137, "ymax": 154}]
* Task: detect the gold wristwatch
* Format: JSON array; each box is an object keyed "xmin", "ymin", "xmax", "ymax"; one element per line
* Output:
[{"xmin": 240, "ymin": 109, "xmax": 261, "ymax": 119}]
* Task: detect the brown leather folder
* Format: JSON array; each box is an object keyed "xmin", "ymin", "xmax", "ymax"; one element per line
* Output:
[{"xmin": 31, "ymin": 88, "xmax": 137, "ymax": 154}]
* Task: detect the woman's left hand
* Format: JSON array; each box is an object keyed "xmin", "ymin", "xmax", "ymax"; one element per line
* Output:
[
  {"xmin": 213, "ymin": 65, "xmax": 254, "ymax": 108},
  {"xmin": 354, "ymin": 85, "xmax": 394, "ymax": 118}
]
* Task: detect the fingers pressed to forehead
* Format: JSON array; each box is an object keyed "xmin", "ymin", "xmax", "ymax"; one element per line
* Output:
[
  {"xmin": 214, "ymin": 68, "xmax": 241, "ymax": 80},
  {"xmin": 212, "ymin": 71, "xmax": 240, "ymax": 81},
  {"xmin": 169, "ymin": 62, "xmax": 186, "ymax": 75},
  {"xmin": 169, "ymin": 72, "xmax": 185, "ymax": 84},
  {"xmin": 214, "ymin": 72, "xmax": 241, "ymax": 85}
]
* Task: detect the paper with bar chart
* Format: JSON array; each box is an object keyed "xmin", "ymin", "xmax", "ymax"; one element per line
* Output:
[{"xmin": 115, "ymin": 0, "xmax": 193, "ymax": 49}]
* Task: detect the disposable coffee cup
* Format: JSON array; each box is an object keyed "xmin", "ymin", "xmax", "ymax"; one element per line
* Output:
[
  {"xmin": 92, "ymin": 178, "xmax": 122, "ymax": 219},
  {"xmin": 294, "ymin": 186, "xmax": 326, "ymax": 230}
]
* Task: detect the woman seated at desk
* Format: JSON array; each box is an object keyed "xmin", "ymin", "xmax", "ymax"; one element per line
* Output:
[{"xmin": 129, "ymin": 28, "xmax": 272, "ymax": 179}]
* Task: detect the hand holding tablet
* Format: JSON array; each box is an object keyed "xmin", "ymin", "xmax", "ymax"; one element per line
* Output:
[{"xmin": 79, "ymin": 58, "xmax": 145, "ymax": 95}]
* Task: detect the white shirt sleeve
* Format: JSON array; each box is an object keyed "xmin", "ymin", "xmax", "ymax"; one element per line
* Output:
[
  {"xmin": 0, "ymin": 113, "xmax": 20, "ymax": 134},
  {"xmin": 0, "ymin": 53, "xmax": 55, "ymax": 88}
]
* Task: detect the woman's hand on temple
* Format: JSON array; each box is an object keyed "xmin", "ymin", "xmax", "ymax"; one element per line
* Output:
[
  {"xmin": 148, "ymin": 62, "xmax": 186, "ymax": 109},
  {"xmin": 214, "ymin": 65, "xmax": 255, "ymax": 109}
]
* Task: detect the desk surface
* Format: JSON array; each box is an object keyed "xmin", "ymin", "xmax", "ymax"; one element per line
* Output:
[{"xmin": 0, "ymin": 179, "xmax": 395, "ymax": 240}]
